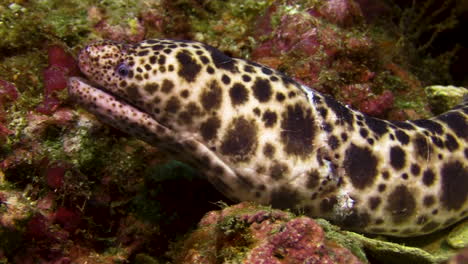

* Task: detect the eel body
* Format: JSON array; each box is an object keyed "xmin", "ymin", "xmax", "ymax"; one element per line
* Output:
[{"xmin": 68, "ymin": 39, "xmax": 468, "ymax": 237}]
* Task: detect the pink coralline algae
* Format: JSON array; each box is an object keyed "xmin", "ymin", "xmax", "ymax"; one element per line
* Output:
[
  {"xmin": 0, "ymin": 80, "xmax": 19, "ymax": 102},
  {"xmin": 315, "ymin": 0, "xmax": 363, "ymax": 26},
  {"xmin": 173, "ymin": 202, "xmax": 363, "ymax": 264},
  {"xmin": 251, "ymin": 0, "xmax": 399, "ymax": 118},
  {"xmin": 37, "ymin": 45, "xmax": 80, "ymax": 115},
  {"xmin": 359, "ymin": 90, "xmax": 394, "ymax": 116},
  {"xmin": 447, "ymin": 247, "xmax": 468, "ymax": 264},
  {"xmin": 340, "ymin": 84, "xmax": 394, "ymax": 116}
]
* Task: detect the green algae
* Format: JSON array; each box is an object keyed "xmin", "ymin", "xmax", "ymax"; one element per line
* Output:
[
  {"xmin": 135, "ymin": 253, "xmax": 160, "ymax": 264},
  {"xmin": 0, "ymin": 1, "xmax": 41, "ymax": 50},
  {"xmin": 425, "ymin": 85, "xmax": 468, "ymax": 114},
  {"xmin": 316, "ymin": 218, "xmax": 466, "ymax": 264},
  {"xmin": 315, "ymin": 218, "xmax": 369, "ymax": 263},
  {"xmin": 447, "ymin": 220, "xmax": 468, "ymax": 249},
  {"xmin": 0, "ymin": 0, "xmax": 90, "ymax": 50},
  {"xmin": 180, "ymin": 0, "xmax": 274, "ymax": 57}
]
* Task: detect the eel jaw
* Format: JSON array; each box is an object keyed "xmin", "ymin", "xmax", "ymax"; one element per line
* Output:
[{"xmin": 67, "ymin": 77, "xmax": 173, "ymax": 146}]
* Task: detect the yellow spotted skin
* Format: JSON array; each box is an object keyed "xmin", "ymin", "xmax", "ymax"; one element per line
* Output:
[{"xmin": 68, "ymin": 39, "xmax": 468, "ymax": 237}]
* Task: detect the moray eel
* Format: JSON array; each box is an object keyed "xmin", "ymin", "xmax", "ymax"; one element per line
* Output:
[{"xmin": 68, "ymin": 39, "xmax": 468, "ymax": 237}]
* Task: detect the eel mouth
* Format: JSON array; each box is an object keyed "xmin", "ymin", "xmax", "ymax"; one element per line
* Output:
[
  {"xmin": 67, "ymin": 77, "xmax": 171, "ymax": 145},
  {"xmin": 68, "ymin": 76, "xmax": 148, "ymax": 115}
]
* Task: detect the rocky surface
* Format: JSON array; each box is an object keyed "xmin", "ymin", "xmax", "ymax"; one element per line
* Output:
[{"xmin": 172, "ymin": 202, "xmax": 365, "ymax": 264}]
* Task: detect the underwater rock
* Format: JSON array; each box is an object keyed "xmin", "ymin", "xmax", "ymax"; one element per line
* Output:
[
  {"xmin": 172, "ymin": 202, "xmax": 364, "ymax": 264},
  {"xmin": 251, "ymin": 0, "xmax": 399, "ymax": 118},
  {"xmin": 0, "ymin": 80, "xmax": 18, "ymax": 138},
  {"xmin": 446, "ymin": 247, "xmax": 468, "ymax": 264},
  {"xmin": 316, "ymin": 0, "xmax": 364, "ymax": 26},
  {"xmin": 425, "ymin": 85, "xmax": 468, "ymax": 114}
]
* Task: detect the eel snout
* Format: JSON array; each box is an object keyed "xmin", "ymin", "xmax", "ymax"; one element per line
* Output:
[{"xmin": 68, "ymin": 76, "xmax": 171, "ymax": 145}]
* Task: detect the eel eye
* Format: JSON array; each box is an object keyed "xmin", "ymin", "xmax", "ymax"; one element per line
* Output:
[{"xmin": 116, "ymin": 63, "xmax": 129, "ymax": 77}]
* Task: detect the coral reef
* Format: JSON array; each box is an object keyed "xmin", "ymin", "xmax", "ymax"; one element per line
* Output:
[
  {"xmin": 425, "ymin": 85, "xmax": 468, "ymax": 114},
  {"xmin": 446, "ymin": 247, "xmax": 468, "ymax": 264},
  {"xmin": 0, "ymin": 0, "xmax": 467, "ymax": 263},
  {"xmin": 250, "ymin": 0, "xmax": 434, "ymax": 119},
  {"xmin": 172, "ymin": 202, "xmax": 365, "ymax": 264}
]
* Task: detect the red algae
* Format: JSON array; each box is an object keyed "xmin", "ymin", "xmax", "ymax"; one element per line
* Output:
[
  {"xmin": 173, "ymin": 202, "xmax": 364, "ymax": 264},
  {"xmin": 0, "ymin": 80, "xmax": 19, "ymax": 102},
  {"xmin": 37, "ymin": 45, "xmax": 79, "ymax": 115},
  {"xmin": 359, "ymin": 90, "xmax": 394, "ymax": 116},
  {"xmin": 316, "ymin": 0, "xmax": 363, "ymax": 26},
  {"xmin": 54, "ymin": 207, "xmax": 81, "ymax": 233},
  {"xmin": 46, "ymin": 165, "xmax": 66, "ymax": 189},
  {"xmin": 250, "ymin": 0, "xmax": 432, "ymax": 119},
  {"xmin": 26, "ymin": 213, "xmax": 54, "ymax": 241}
]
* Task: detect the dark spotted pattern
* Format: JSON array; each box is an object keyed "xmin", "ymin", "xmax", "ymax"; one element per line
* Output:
[
  {"xmin": 390, "ymin": 146, "xmax": 406, "ymax": 170},
  {"xmin": 369, "ymin": 196, "xmax": 381, "ymax": 210},
  {"xmin": 440, "ymin": 161, "xmax": 468, "ymax": 210},
  {"xmin": 422, "ymin": 169, "xmax": 435, "ymax": 186},
  {"xmin": 306, "ymin": 170, "xmax": 320, "ymax": 189},
  {"xmin": 395, "ymin": 130, "xmax": 410, "ymax": 145},
  {"xmin": 71, "ymin": 38, "xmax": 468, "ymax": 237},
  {"xmin": 176, "ymin": 50, "xmax": 202, "ymax": 82},
  {"xmin": 325, "ymin": 95, "xmax": 353, "ymax": 126},
  {"xmin": 365, "ymin": 117, "xmax": 388, "ymax": 137},
  {"xmin": 165, "ymin": 97, "xmax": 180, "ymax": 113},
  {"xmin": 421, "ymin": 221, "xmax": 439, "ymax": 233},
  {"xmin": 445, "ymin": 133, "xmax": 459, "ymax": 151},
  {"xmin": 276, "ymin": 93, "xmax": 285, "ymax": 102},
  {"xmin": 414, "ymin": 135, "xmax": 432, "ymax": 159},
  {"xmin": 410, "ymin": 164, "xmax": 421, "ymax": 176},
  {"xmin": 229, "ymin": 83, "xmax": 248, "ymax": 105},
  {"xmin": 144, "ymin": 83, "xmax": 159, "ymax": 94},
  {"xmin": 344, "ymin": 144, "xmax": 378, "ymax": 189},
  {"xmin": 320, "ymin": 196, "xmax": 338, "ymax": 213},
  {"xmin": 201, "ymin": 81, "xmax": 222, "ymax": 111},
  {"xmin": 412, "ymin": 119, "xmax": 443, "ymax": 134},
  {"xmin": 423, "ymin": 195, "xmax": 435, "ymax": 207},
  {"xmin": 263, "ymin": 143, "xmax": 275, "ymax": 158},
  {"xmin": 200, "ymin": 116, "xmax": 221, "ymax": 141},
  {"xmin": 126, "ymin": 85, "xmax": 140, "ymax": 99},
  {"xmin": 262, "ymin": 110, "xmax": 277, "ymax": 127},
  {"xmin": 270, "ymin": 187, "xmax": 301, "ymax": 210},
  {"xmin": 438, "ymin": 112, "xmax": 467, "ymax": 139},
  {"xmin": 252, "ymin": 78, "xmax": 272, "ymax": 102},
  {"xmin": 220, "ymin": 117, "xmax": 257, "ymax": 162},
  {"xmin": 280, "ymin": 104, "xmax": 316, "ymax": 157},
  {"xmin": 386, "ymin": 185, "xmax": 416, "ymax": 224},
  {"xmin": 161, "ymin": 79, "xmax": 174, "ymax": 93},
  {"xmin": 221, "ymin": 74, "xmax": 231, "ymax": 85},
  {"xmin": 270, "ymin": 162, "xmax": 288, "ymax": 180},
  {"xmin": 178, "ymin": 102, "xmax": 202, "ymax": 124},
  {"xmin": 204, "ymin": 44, "xmax": 237, "ymax": 72},
  {"xmin": 342, "ymin": 209, "xmax": 371, "ymax": 229},
  {"xmin": 329, "ymin": 135, "xmax": 339, "ymax": 150}
]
